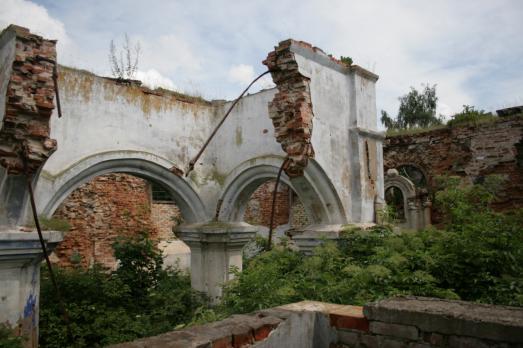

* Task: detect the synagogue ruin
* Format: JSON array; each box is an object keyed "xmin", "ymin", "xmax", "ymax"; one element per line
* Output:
[{"xmin": 0, "ymin": 25, "xmax": 522, "ymax": 347}]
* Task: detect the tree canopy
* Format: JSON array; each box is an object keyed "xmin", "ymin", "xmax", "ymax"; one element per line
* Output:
[{"xmin": 381, "ymin": 84, "xmax": 443, "ymax": 129}]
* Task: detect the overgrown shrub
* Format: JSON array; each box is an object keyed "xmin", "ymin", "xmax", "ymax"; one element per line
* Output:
[
  {"xmin": 0, "ymin": 324, "xmax": 23, "ymax": 348},
  {"xmin": 447, "ymin": 105, "xmax": 497, "ymax": 127},
  {"xmin": 40, "ymin": 232, "xmax": 208, "ymax": 348},
  {"xmin": 220, "ymin": 178, "xmax": 523, "ymax": 315}
]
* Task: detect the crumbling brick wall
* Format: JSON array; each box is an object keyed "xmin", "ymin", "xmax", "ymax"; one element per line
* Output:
[
  {"xmin": 384, "ymin": 115, "xmax": 523, "ymax": 212},
  {"xmin": 0, "ymin": 25, "xmax": 57, "ymax": 174},
  {"xmin": 263, "ymin": 40, "xmax": 316, "ymax": 178},
  {"xmin": 244, "ymin": 180, "xmax": 291, "ymax": 228},
  {"xmin": 244, "ymin": 181, "xmax": 310, "ymax": 229},
  {"xmin": 151, "ymin": 202, "xmax": 181, "ymax": 240},
  {"xmin": 52, "ymin": 173, "xmax": 161, "ymax": 268}
]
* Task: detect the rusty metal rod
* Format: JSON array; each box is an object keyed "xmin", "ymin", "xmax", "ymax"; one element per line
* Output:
[
  {"xmin": 267, "ymin": 158, "xmax": 289, "ymax": 250},
  {"xmin": 185, "ymin": 70, "xmax": 271, "ymax": 176},
  {"xmin": 22, "ymin": 155, "xmax": 73, "ymax": 342},
  {"xmin": 37, "ymin": 57, "xmax": 62, "ymax": 118},
  {"xmin": 53, "ymin": 64, "xmax": 62, "ymax": 118}
]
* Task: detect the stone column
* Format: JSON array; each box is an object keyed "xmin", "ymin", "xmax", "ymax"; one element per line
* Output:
[
  {"xmin": 0, "ymin": 230, "xmax": 63, "ymax": 348},
  {"xmin": 175, "ymin": 222, "xmax": 257, "ymax": 303}
]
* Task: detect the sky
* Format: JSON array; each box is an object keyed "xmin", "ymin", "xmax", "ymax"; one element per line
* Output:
[{"xmin": 2, "ymin": 0, "xmax": 523, "ymax": 123}]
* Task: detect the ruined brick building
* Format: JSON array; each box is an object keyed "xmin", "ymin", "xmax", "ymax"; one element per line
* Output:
[
  {"xmin": 50, "ymin": 109, "xmax": 523, "ymax": 268},
  {"xmin": 1, "ymin": 24, "xmax": 522, "ymax": 348}
]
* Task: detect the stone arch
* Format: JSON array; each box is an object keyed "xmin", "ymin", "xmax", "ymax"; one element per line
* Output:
[
  {"xmin": 218, "ymin": 156, "xmax": 347, "ymax": 224},
  {"xmin": 384, "ymin": 169, "xmax": 431, "ymax": 230},
  {"xmin": 37, "ymin": 152, "xmax": 207, "ymax": 223},
  {"xmin": 396, "ymin": 163, "xmax": 429, "ymax": 188}
]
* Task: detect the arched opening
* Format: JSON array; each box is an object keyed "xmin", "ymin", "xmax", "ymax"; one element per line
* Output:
[
  {"xmin": 218, "ymin": 157, "xmax": 348, "ymax": 226},
  {"xmin": 385, "ymin": 185, "xmax": 406, "ymax": 222},
  {"xmin": 49, "ymin": 173, "xmax": 189, "ymax": 270},
  {"xmin": 243, "ymin": 179, "xmax": 312, "ymax": 240},
  {"xmin": 397, "ymin": 164, "xmax": 428, "ymax": 188},
  {"xmin": 36, "ymin": 156, "xmax": 205, "ymax": 270}
]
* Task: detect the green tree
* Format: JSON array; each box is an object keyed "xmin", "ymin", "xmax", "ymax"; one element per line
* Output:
[{"xmin": 381, "ymin": 84, "xmax": 443, "ymax": 129}]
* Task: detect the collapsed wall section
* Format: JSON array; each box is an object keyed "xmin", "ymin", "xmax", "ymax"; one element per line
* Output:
[
  {"xmin": 0, "ymin": 25, "xmax": 57, "ymax": 174},
  {"xmin": 263, "ymin": 40, "xmax": 315, "ymax": 177}
]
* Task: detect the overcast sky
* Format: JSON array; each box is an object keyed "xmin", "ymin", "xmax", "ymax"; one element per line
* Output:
[{"xmin": 2, "ymin": 0, "xmax": 523, "ymax": 122}]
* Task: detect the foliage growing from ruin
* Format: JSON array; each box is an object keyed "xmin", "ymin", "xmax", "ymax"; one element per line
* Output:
[
  {"xmin": 447, "ymin": 105, "xmax": 497, "ymax": 127},
  {"xmin": 39, "ymin": 232, "xmax": 208, "ymax": 347},
  {"xmin": 109, "ymin": 34, "xmax": 140, "ymax": 80},
  {"xmin": 27, "ymin": 216, "xmax": 71, "ymax": 232},
  {"xmin": 381, "ymin": 84, "xmax": 443, "ymax": 130},
  {"xmin": 0, "ymin": 324, "xmax": 23, "ymax": 348},
  {"xmin": 340, "ymin": 56, "xmax": 353, "ymax": 66},
  {"xmin": 220, "ymin": 178, "xmax": 523, "ymax": 314}
]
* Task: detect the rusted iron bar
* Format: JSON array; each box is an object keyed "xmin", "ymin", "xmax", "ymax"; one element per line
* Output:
[
  {"xmin": 22, "ymin": 154, "xmax": 73, "ymax": 342},
  {"xmin": 38, "ymin": 56, "xmax": 62, "ymax": 118},
  {"xmin": 53, "ymin": 64, "xmax": 62, "ymax": 118},
  {"xmin": 267, "ymin": 157, "xmax": 289, "ymax": 250},
  {"xmin": 185, "ymin": 70, "xmax": 271, "ymax": 176}
]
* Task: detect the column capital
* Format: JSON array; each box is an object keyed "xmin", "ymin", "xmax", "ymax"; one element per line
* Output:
[
  {"xmin": 0, "ymin": 230, "xmax": 63, "ymax": 266},
  {"xmin": 175, "ymin": 221, "xmax": 257, "ymax": 247}
]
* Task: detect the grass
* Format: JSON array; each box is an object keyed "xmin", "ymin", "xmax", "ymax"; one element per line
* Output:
[
  {"xmin": 386, "ymin": 112, "xmax": 522, "ymax": 137},
  {"xmin": 27, "ymin": 216, "xmax": 71, "ymax": 232}
]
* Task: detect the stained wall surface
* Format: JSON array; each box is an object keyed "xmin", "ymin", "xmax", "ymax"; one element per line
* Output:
[{"xmin": 33, "ymin": 40, "xmax": 382, "ymax": 228}]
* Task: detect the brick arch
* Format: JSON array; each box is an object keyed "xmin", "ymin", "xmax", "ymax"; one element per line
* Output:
[
  {"xmin": 218, "ymin": 156, "xmax": 347, "ymax": 224},
  {"xmin": 37, "ymin": 153, "xmax": 206, "ymax": 223}
]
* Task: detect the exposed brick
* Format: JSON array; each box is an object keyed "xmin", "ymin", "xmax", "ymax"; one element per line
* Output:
[
  {"xmin": 263, "ymin": 40, "xmax": 316, "ymax": 178},
  {"xmin": 244, "ymin": 181, "xmax": 310, "ymax": 229},
  {"xmin": 384, "ymin": 116, "xmax": 523, "ymax": 218},
  {"xmin": 328, "ymin": 305, "xmax": 369, "ymax": 332},
  {"xmin": 211, "ymin": 336, "xmax": 233, "ymax": 348},
  {"xmin": 232, "ymin": 330, "xmax": 253, "ymax": 347},
  {"xmin": 52, "ymin": 173, "xmax": 173, "ymax": 269},
  {"xmin": 253, "ymin": 324, "xmax": 274, "ymax": 341},
  {"xmin": 0, "ymin": 25, "xmax": 57, "ymax": 174},
  {"xmin": 330, "ymin": 313, "xmax": 369, "ymax": 332},
  {"xmin": 244, "ymin": 180, "xmax": 290, "ymax": 228}
]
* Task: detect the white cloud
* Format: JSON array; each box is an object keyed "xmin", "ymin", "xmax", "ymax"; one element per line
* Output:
[
  {"xmin": 228, "ymin": 64, "xmax": 275, "ymax": 92},
  {"xmin": 138, "ymin": 34, "xmax": 202, "ymax": 76},
  {"xmin": 228, "ymin": 64, "xmax": 255, "ymax": 85},
  {"xmin": 135, "ymin": 69, "xmax": 177, "ymax": 90},
  {"xmin": 0, "ymin": 0, "xmax": 71, "ymax": 55},
  {"xmin": 2, "ymin": 0, "xmax": 521, "ymax": 112}
]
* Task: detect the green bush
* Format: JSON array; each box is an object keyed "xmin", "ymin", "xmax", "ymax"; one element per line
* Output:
[
  {"xmin": 220, "ymin": 178, "xmax": 523, "ymax": 314},
  {"xmin": 40, "ymin": 232, "xmax": 208, "ymax": 348},
  {"xmin": 447, "ymin": 105, "xmax": 497, "ymax": 127},
  {"xmin": 0, "ymin": 324, "xmax": 24, "ymax": 348}
]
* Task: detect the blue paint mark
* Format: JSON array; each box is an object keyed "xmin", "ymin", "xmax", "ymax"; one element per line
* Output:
[{"xmin": 23, "ymin": 294, "xmax": 35, "ymax": 319}]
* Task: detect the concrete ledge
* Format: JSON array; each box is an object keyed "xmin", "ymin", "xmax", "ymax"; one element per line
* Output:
[
  {"xmin": 363, "ymin": 296, "xmax": 523, "ymax": 343},
  {"xmin": 110, "ymin": 298, "xmax": 523, "ymax": 347},
  {"xmin": 109, "ymin": 313, "xmax": 283, "ymax": 348}
]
